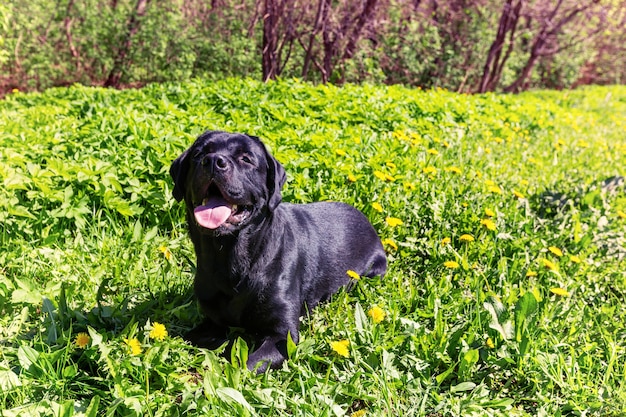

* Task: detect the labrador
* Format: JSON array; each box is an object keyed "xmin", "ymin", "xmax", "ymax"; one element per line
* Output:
[{"xmin": 170, "ymin": 130, "xmax": 387, "ymax": 372}]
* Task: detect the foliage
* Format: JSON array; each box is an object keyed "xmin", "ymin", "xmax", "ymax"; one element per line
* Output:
[
  {"xmin": 0, "ymin": 0, "xmax": 624, "ymax": 96},
  {"xmin": 1, "ymin": 79, "xmax": 626, "ymax": 415}
]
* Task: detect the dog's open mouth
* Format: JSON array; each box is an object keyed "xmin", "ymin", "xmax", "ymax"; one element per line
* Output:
[{"xmin": 194, "ymin": 184, "xmax": 252, "ymax": 230}]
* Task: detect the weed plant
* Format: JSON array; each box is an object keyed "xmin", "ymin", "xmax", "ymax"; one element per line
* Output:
[{"xmin": 1, "ymin": 80, "xmax": 625, "ymax": 416}]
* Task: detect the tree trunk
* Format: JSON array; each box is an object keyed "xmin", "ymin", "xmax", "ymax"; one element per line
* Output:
[
  {"xmin": 477, "ymin": 0, "xmax": 522, "ymax": 93},
  {"xmin": 104, "ymin": 0, "xmax": 150, "ymax": 88},
  {"xmin": 262, "ymin": 0, "xmax": 280, "ymax": 81}
]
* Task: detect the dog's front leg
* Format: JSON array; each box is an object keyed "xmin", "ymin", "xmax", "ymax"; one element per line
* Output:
[
  {"xmin": 185, "ymin": 319, "xmax": 229, "ymax": 350},
  {"xmin": 247, "ymin": 333, "xmax": 294, "ymax": 373}
]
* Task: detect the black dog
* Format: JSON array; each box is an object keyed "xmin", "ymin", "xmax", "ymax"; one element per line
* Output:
[{"xmin": 170, "ymin": 131, "xmax": 387, "ymax": 372}]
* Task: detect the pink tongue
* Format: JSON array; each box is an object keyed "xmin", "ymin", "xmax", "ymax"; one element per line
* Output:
[{"xmin": 194, "ymin": 196, "xmax": 232, "ymax": 229}]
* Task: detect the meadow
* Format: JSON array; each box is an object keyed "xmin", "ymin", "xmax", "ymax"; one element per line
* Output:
[{"xmin": 1, "ymin": 79, "xmax": 625, "ymax": 416}]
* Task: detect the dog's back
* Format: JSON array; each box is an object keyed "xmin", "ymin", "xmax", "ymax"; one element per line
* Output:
[{"xmin": 276, "ymin": 201, "xmax": 387, "ymax": 310}]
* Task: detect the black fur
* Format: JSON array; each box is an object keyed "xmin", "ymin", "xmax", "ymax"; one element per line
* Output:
[{"xmin": 170, "ymin": 131, "xmax": 387, "ymax": 372}]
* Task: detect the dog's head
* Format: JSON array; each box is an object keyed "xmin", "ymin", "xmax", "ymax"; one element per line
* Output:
[{"xmin": 170, "ymin": 131, "xmax": 286, "ymax": 235}]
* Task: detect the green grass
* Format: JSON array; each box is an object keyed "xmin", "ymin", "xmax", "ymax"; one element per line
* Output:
[{"xmin": 1, "ymin": 79, "xmax": 626, "ymax": 416}]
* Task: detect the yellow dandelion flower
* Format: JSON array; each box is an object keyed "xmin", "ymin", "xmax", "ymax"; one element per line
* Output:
[
  {"xmin": 372, "ymin": 202, "xmax": 383, "ymax": 213},
  {"xmin": 617, "ymin": 210, "xmax": 626, "ymax": 219},
  {"xmin": 368, "ymin": 305, "xmax": 386, "ymax": 324},
  {"xmin": 526, "ymin": 270, "xmax": 538, "ymax": 277},
  {"xmin": 513, "ymin": 190, "xmax": 525, "ymax": 199},
  {"xmin": 382, "ymin": 238, "xmax": 398, "ymax": 251},
  {"xmin": 386, "ymin": 161, "xmax": 397, "ymax": 170},
  {"xmin": 75, "ymin": 332, "xmax": 90, "ymax": 349},
  {"xmin": 149, "ymin": 322, "xmax": 168, "ymax": 341},
  {"xmin": 12, "ymin": 88, "xmax": 20, "ymax": 94},
  {"xmin": 386, "ymin": 217, "xmax": 403, "ymax": 227},
  {"xmin": 373, "ymin": 171, "xmax": 386, "ymax": 181},
  {"xmin": 444, "ymin": 261, "xmax": 460, "ymax": 269},
  {"xmin": 125, "ymin": 338, "xmax": 142, "ymax": 355},
  {"xmin": 484, "ymin": 208, "xmax": 495, "ymax": 217},
  {"xmin": 570, "ymin": 255, "xmax": 582, "ymax": 264},
  {"xmin": 550, "ymin": 287, "xmax": 570, "ymax": 297},
  {"xmin": 443, "ymin": 141, "xmax": 450, "ymax": 148},
  {"xmin": 548, "ymin": 246, "xmax": 563, "ymax": 257},
  {"xmin": 441, "ymin": 237, "xmax": 451, "ymax": 246},
  {"xmin": 404, "ymin": 182, "xmax": 416, "ymax": 191},
  {"xmin": 459, "ymin": 234, "xmax": 474, "ymax": 242},
  {"xmin": 423, "ymin": 166, "xmax": 437, "ymax": 175},
  {"xmin": 486, "ymin": 337, "xmax": 495, "ymax": 349},
  {"xmin": 384, "ymin": 174, "xmax": 396, "ymax": 182},
  {"xmin": 351, "ymin": 410, "xmax": 366, "ymax": 417},
  {"xmin": 541, "ymin": 259, "xmax": 558, "ymax": 271},
  {"xmin": 485, "ymin": 148, "xmax": 492, "ymax": 154},
  {"xmin": 494, "ymin": 137, "xmax": 504, "ymax": 144},
  {"xmin": 444, "ymin": 166, "xmax": 461, "ymax": 174},
  {"xmin": 487, "ymin": 185, "xmax": 503, "ymax": 194},
  {"xmin": 427, "ymin": 148, "xmax": 439, "ymax": 155},
  {"xmin": 346, "ymin": 270, "xmax": 360, "ymax": 280},
  {"xmin": 158, "ymin": 245, "xmax": 172, "ymax": 260},
  {"xmin": 330, "ymin": 340, "xmax": 350, "ymax": 358},
  {"xmin": 347, "ymin": 174, "xmax": 357, "ymax": 183},
  {"xmin": 335, "ymin": 149, "xmax": 347, "ymax": 156},
  {"xmin": 480, "ymin": 218, "xmax": 497, "ymax": 231}
]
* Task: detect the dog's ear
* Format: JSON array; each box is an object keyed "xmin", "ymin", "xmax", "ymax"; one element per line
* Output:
[
  {"xmin": 267, "ymin": 153, "xmax": 286, "ymax": 211},
  {"xmin": 170, "ymin": 148, "xmax": 190, "ymax": 202},
  {"xmin": 250, "ymin": 135, "xmax": 286, "ymax": 211}
]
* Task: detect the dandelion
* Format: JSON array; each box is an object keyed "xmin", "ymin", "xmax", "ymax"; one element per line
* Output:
[
  {"xmin": 386, "ymin": 161, "xmax": 397, "ymax": 170},
  {"xmin": 441, "ymin": 237, "xmax": 451, "ymax": 246},
  {"xmin": 372, "ymin": 202, "xmax": 383, "ymax": 213},
  {"xmin": 444, "ymin": 166, "xmax": 461, "ymax": 174},
  {"xmin": 351, "ymin": 410, "xmax": 366, "ymax": 417},
  {"xmin": 550, "ymin": 287, "xmax": 570, "ymax": 297},
  {"xmin": 444, "ymin": 261, "xmax": 460, "ymax": 269},
  {"xmin": 617, "ymin": 210, "xmax": 626, "ymax": 219},
  {"xmin": 570, "ymin": 255, "xmax": 582, "ymax": 264},
  {"xmin": 480, "ymin": 218, "xmax": 497, "ymax": 231},
  {"xmin": 125, "ymin": 338, "xmax": 142, "ymax": 355},
  {"xmin": 494, "ymin": 137, "xmax": 504, "ymax": 144},
  {"xmin": 385, "ymin": 173, "xmax": 396, "ymax": 182},
  {"xmin": 75, "ymin": 332, "xmax": 90, "ymax": 348},
  {"xmin": 386, "ymin": 217, "xmax": 403, "ymax": 227},
  {"xmin": 513, "ymin": 190, "xmax": 525, "ymax": 199},
  {"xmin": 158, "ymin": 245, "xmax": 172, "ymax": 260},
  {"xmin": 373, "ymin": 171, "xmax": 386, "ymax": 181},
  {"xmin": 330, "ymin": 340, "xmax": 350, "ymax": 358},
  {"xmin": 443, "ymin": 141, "xmax": 450, "ymax": 148},
  {"xmin": 548, "ymin": 246, "xmax": 563, "ymax": 257},
  {"xmin": 487, "ymin": 185, "xmax": 503, "ymax": 194},
  {"xmin": 422, "ymin": 166, "xmax": 437, "ymax": 175},
  {"xmin": 484, "ymin": 208, "xmax": 495, "ymax": 217},
  {"xmin": 149, "ymin": 322, "xmax": 168, "ymax": 341},
  {"xmin": 427, "ymin": 148, "xmax": 439, "ymax": 155},
  {"xmin": 486, "ymin": 337, "xmax": 495, "ymax": 349},
  {"xmin": 459, "ymin": 234, "xmax": 474, "ymax": 242},
  {"xmin": 335, "ymin": 149, "xmax": 347, "ymax": 156},
  {"xmin": 347, "ymin": 174, "xmax": 357, "ymax": 183},
  {"xmin": 404, "ymin": 182, "xmax": 416, "ymax": 191},
  {"xmin": 526, "ymin": 270, "xmax": 538, "ymax": 277},
  {"xmin": 541, "ymin": 259, "xmax": 558, "ymax": 271},
  {"xmin": 347, "ymin": 270, "xmax": 360, "ymax": 280},
  {"xmin": 382, "ymin": 238, "xmax": 398, "ymax": 251},
  {"xmin": 368, "ymin": 305, "xmax": 386, "ymax": 324}
]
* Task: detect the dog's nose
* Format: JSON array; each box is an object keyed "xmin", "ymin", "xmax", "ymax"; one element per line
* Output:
[{"xmin": 202, "ymin": 154, "xmax": 229, "ymax": 173}]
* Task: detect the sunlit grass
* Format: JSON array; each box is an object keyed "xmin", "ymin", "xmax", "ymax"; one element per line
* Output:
[{"xmin": 1, "ymin": 80, "xmax": 625, "ymax": 416}]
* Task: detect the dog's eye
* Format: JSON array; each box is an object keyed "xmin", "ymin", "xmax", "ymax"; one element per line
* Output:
[{"xmin": 241, "ymin": 155, "xmax": 253, "ymax": 164}]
